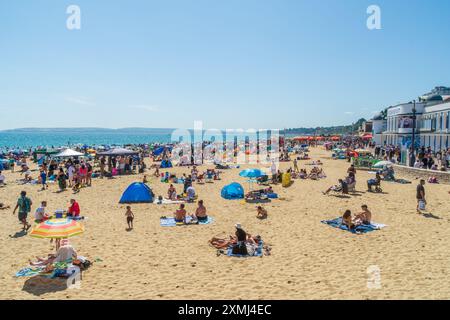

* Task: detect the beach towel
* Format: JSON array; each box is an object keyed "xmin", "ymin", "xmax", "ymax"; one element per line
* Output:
[
  {"xmin": 266, "ymin": 193, "xmax": 278, "ymax": 199},
  {"xmin": 15, "ymin": 266, "xmax": 46, "ymax": 277},
  {"xmin": 321, "ymin": 217, "xmax": 386, "ymax": 234},
  {"xmin": 227, "ymin": 241, "xmax": 264, "ymax": 257},
  {"xmin": 153, "ymin": 198, "xmax": 185, "ymax": 205},
  {"xmin": 160, "ymin": 216, "xmax": 214, "ymax": 227}
]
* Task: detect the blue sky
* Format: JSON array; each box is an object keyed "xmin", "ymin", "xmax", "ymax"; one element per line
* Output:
[{"xmin": 0, "ymin": 0, "xmax": 449, "ymax": 130}]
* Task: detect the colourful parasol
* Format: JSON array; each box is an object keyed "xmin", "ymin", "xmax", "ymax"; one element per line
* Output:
[{"xmin": 29, "ymin": 218, "xmax": 84, "ymax": 239}]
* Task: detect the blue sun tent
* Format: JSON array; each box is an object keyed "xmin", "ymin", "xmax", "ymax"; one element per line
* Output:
[
  {"xmin": 221, "ymin": 182, "xmax": 244, "ymax": 200},
  {"xmin": 153, "ymin": 146, "xmax": 165, "ymax": 156},
  {"xmin": 119, "ymin": 182, "xmax": 154, "ymax": 203},
  {"xmin": 160, "ymin": 159, "xmax": 173, "ymax": 168}
]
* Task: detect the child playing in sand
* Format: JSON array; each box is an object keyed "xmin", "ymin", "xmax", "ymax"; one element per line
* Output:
[
  {"xmin": 125, "ymin": 206, "xmax": 134, "ymax": 229},
  {"xmin": 256, "ymin": 206, "xmax": 268, "ymax": 219}
]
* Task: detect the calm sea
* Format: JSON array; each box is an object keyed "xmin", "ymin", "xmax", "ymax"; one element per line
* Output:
[
  {"xmin": 0, "ymin": 129, "xmax": 173, "ymax": 149},
  {"xmin": 0, "ymin": 128, "xmax": 287, "ymax": 149}
]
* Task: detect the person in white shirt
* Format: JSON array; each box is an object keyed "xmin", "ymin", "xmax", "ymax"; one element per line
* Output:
[
  {"xmin": 35, "ymin": 201, "xmax": 50, "ymax": 222},
  {"xmin": 271, "ymin": 161, "xmax": 278, "ymax": 183},
  {"xmin": 186, "ymin": 185, "xmax": 196, "ymax": 202},
  {"xmin": 414, "ymin": 159, "xmax": 422, "ymax": 168},
  {"xmin": 67, "ymin": 165, "xmax": 75, "ymax": 187}
]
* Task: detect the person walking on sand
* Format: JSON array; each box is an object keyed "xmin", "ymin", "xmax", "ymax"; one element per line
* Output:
[
  {"xmin": 39, "ymin": 168, "xmax": 48, "ymax": 190},
  {"xmin": 416, "ymin": 179, "xmax": 426, "ymax": 214},
  {"xmin": 13, "ymin": 191, "xmax": 32, "ymax": 231},
  {"xmin": 125, "ymin": 206, "xmax": 134, "ymax": 229},
  {"xmin": 293, "ymin": 158, "xmax": 299, "ymax": 173}
]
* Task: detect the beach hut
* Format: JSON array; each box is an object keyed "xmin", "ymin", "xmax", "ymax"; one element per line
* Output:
[
  {"xmin": 221, "ymin": 182, "xmax": 244, "ymax": 200},
  {"xmin": 119, "ymin": 182, "xmax": 154, "ymax": 203}
]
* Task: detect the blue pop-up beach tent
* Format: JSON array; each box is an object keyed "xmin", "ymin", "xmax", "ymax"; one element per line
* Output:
[
  {"xmin": 221, "ymin": 182, "xmax": 244, "ymax": 200},
  {"xmin": 160, "ymin": 159, "xmax": 173, "ymax": 168},
  {"xmin": 153, "ymin": 146, "xmax": 165, "ymax": 156},
  {"xmin": 119, "ymin": 182, "xmax": 154, "ymax": 203}
]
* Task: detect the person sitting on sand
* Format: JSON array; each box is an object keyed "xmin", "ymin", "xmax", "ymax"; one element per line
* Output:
[
  {"xmin": 186, "ymin": 185, "xmax": 196, "ymax": 202},
  {"xmin": 168, "ymin": 184, "xmax": 177, "ymax": 200},
  {"xmin": 323, "ymin": 179, "xmax": 348, "ymax": 195},
  {"xmin": 264, "ymin": 186, "xmax": 274, "ymax": 194},
  {"xmin": 367, "ymin": 173, "xmax": 381, "ymax": 192},
  {"xmin": 256, "ymin": 206, "xmax": 268, "ymax": 219},
  {"xmin": 35, "ymin": 201, "xmax": 50, "ymax": 223},
  {"xmin": 174, "ymin": 203, "xmax": 187, "ymax": 223},
  {"xmin": 233, "ymin": 223, "xmax": 249, "ymax": 255},
  {"xmin": 299, "ymin": 169, "xmax": 307, "ymax": 179},
  {"xmin": 340, "ymin": 210, "xmax": 356, "ymax": 230},
  {"xmin": 67, "ymin": 199, "xmax": 80, "ymax": 218},
  {"xmin": 194, "ymin": 200, "xmax": 208, "ymax": 222},
  {"xmin": 354, "ymin": 205, "xmax": 372, "ymax": 225}
]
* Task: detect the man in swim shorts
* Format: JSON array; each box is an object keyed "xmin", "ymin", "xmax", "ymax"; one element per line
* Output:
[
  {"xmin": 174, "ymin": 203, "xmax": 186, "ymax": 223},
  {"xmin": 13, "ymin": 190, "xmax": 32, "ymax": 231}
]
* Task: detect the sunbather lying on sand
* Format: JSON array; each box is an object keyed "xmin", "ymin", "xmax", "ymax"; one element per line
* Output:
[
  {"xmin": 0, "ymin": 203, "xmax": 10, "ymax": 210},
  {"xmin": 29, "ymin": 240, "xmax": 77, "ymax": 266},
  {"xmin": 323, "ymin": 179, "xmax": 348, "ymax": 195}
]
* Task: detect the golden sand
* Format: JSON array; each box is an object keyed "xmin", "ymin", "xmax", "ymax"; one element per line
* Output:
[{"xmin": 1, "ymin": 147, "xmax": 449, "ymax": 299}]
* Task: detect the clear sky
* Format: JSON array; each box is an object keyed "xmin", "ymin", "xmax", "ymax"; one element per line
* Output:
[{"xmin": 1, "ymin": 0, "xmax": 449, "ymax": 130}]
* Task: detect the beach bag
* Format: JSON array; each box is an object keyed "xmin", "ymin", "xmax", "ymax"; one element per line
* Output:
[{"xmin": 418, "ymin": 200, "xmax": 426, "ymax": 211}]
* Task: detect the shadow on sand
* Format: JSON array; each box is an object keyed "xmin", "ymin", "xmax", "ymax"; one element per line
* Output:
[
  {"xmin": 9, "ymin": 230, "xmax": 28, "ymax": 238},
  {"xmin": 422, "ymin": 212, "xmax": 441, "ymax": 220},
  {"xmin": 22, "ymin": 276, "xmax": 68, "ymax": 296}
]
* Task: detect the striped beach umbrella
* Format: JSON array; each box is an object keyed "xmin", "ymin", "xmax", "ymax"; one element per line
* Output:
[{"xmin": 29, "ymin": 218, "xmax": 84, "ymax": 239}]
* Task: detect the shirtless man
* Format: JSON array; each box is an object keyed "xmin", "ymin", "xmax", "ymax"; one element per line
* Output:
[
  {"xmin": 355, "ymin": 205, "xmax": 372, "ymax": 225},
  {"xmin": 194, "ymin": 200, "xmax": 208, "ymax": 222},
  {"xmin": 167, "ymin": 184, "xmax": 176, "ymax": 200},
  {"xmin": 174, "ymin": 203, "xmax": 187, "ymax": 223}
]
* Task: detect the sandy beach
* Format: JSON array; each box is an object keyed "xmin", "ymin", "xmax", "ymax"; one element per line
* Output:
[{"xmin": 1, "ymin": 146, "xmax": 450, "ymax": 300}]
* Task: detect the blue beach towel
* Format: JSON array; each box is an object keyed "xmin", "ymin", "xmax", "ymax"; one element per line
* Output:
[
  {"xmin": 227, "ymin": 241, "xmax": 264, "ymax": 257},
  {"xmin": 160, "ymin": 216, "xmax": 214, "ymax": 227},
  {"xmin": 321, "ymin": 217, "xmax": 386, "ymax": 234},
  {"xmin": 15, "ymin": 267, "xmax": 45, "ymax": 277}
]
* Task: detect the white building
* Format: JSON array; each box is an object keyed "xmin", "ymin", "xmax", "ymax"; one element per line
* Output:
[{"xmin": 372, "ymin": 87, "xmax": 450, "ymax": 153}]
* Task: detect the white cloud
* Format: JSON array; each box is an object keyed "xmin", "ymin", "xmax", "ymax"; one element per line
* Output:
[
  {"xmin": 65, "ymin": 96, "xmax": 96, "ymax": 106},
  {"xmin": 129, "ymin": 105, "xmax": 159, "ymax": 112},
  {"xmin": 344, "ymin": 111, "xmax": 355, "ymax": 115}
]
